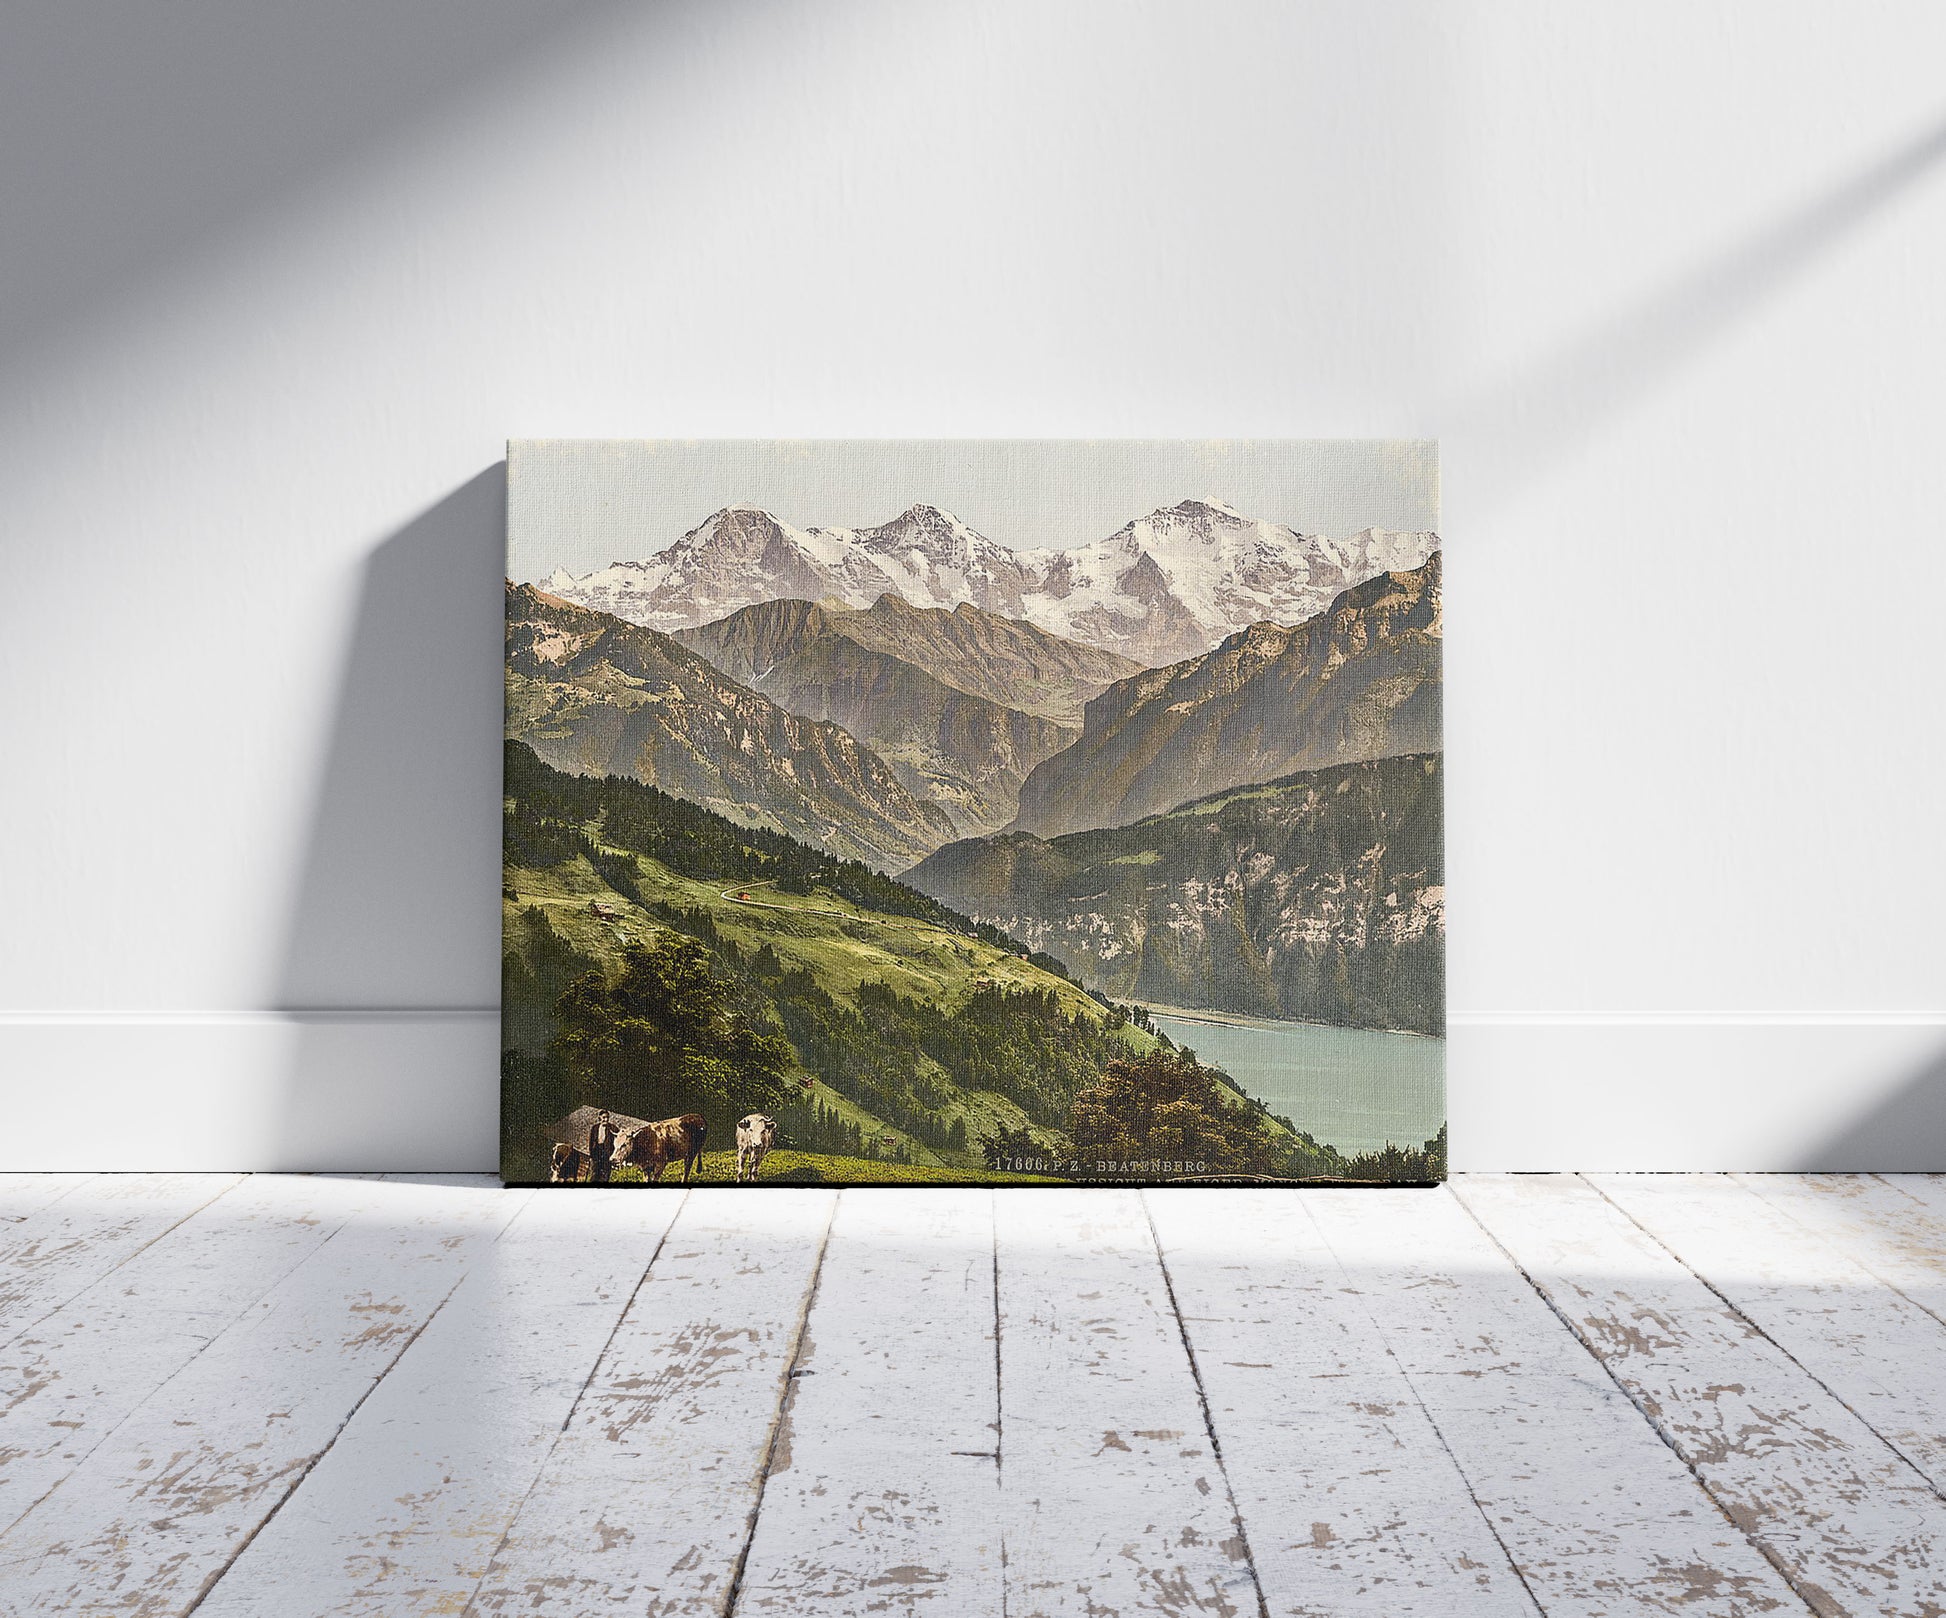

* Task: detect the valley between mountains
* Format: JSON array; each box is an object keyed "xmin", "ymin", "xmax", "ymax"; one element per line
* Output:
[{"xmin": 504, "ymin": 494, "xmax": 1445, "ymax": 1182}]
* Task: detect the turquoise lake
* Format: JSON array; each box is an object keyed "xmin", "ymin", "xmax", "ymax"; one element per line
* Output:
[{"xmin": 1146, "ymin": 1007, "xmax": 1445, "ymax": 1158}]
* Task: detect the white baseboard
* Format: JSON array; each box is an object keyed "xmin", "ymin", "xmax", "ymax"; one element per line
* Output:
[
  {"xmin": 0, "ymin": 1011, "xmax": 498, "ymax": 1172},
  {"xmin": 1448, "ymin": 1015, "xmax": 1946, "ymax": 1171},
  {"xmin": 2, "ymin": 1012, "xmax": 1941, "ymax": 1173}
]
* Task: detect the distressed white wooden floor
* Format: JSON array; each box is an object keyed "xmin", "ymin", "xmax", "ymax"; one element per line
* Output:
[{"xmin": 2, "ymin": 1176, "xmax": 1943, "ymax": 1616}]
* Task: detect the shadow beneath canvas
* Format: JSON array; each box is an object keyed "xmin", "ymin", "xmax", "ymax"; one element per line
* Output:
[{"xmin": 296, "ymin": 1171, "xmax": 502, "ymax": 1186}]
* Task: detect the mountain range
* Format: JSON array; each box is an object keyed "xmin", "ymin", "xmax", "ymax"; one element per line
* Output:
[
  {"xmin": 505, "ymin": 583, "xmax": 954, "ymax": 868},
  {"xmin": 1008, "ymin": 554, "xmax": 1441, "ymax": 838},
  {"xmin": 672, "ymin": 595, "xmax": 1140, "ymax": 833},
  {"xmin": 905, "ymin": 753, "xmax": 1445, "ymax": 1033},
  {"xmin": 679, "ymin": 591, "xmax": 1143, "ymax": 726},
  {"xmin": 509, "ymin": 548, "xmax": 1440, "ymax": 868},
  {"xmin": 539, "ymin": 499, "xmax": 1438, "ymax": 667}
]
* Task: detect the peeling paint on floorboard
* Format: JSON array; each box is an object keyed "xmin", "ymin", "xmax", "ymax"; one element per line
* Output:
[
  {"xmin": 1457, "ymin": 1174, "xmax": 1946, "ymax": 1618},
  {"xmin": 2, "ymin": 1174, "xmax": 1944, "ymax": 1618},
  {"xmin": 731, "ymin": 1189, "xmax": 1003, "ymax": 1615},
  {"xmin": 0, "ymin": 1175, "xmax": 522, "ymax": 1616},
  {"xmin": 995, "ymin": 1189, "xmax": 1263, "ymax": 1618},
  {"xmin": 1147, "ymin": 1189, "xmax": 1541, "ymax": 1616},
  {"xmin": 462, "ymin": 1189, "xmax": 837, "ymax": 1616}
]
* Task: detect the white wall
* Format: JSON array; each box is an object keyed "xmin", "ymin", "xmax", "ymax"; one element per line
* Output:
[{"xmin": 4, "ymin": 1, "xmax": 1943, "ymax": 1171}]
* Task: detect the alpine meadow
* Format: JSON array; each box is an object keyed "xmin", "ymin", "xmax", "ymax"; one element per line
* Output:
[{"xmin": 503, "ymin": 441, "xmax": 1444, "ymax": 1187}]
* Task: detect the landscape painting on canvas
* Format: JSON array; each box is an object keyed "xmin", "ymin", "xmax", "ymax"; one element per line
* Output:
[{"xmin": 502, "ymin": 441, "xmax": 1443, "ymax": 1187}]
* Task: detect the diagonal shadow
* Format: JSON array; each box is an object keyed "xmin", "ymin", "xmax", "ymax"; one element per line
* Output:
[
  {"xmin": 1794, "ymin": 1040, "xmax": 1946, "ymax": 1172},
  {"xmin": 270, "ymin": 465, "xmax": 506, "ymax": 1168},
  {"xmin": 0, "ymin": 0, "xmax": 646, "ymax": 375},
  {"xmin": 1449, "ymin": 110, "xmax": 1946, "ymax": 511}
]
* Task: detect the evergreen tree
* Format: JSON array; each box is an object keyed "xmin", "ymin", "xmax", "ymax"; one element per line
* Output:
[
  {"xmin": 550, "ymin": 936, "xmax": 796, "ymax": 1125},
  {"xmin": 979, "ymin": 1125, "xmax": 1042, "ymax": 1170},
  {"xmin": 1068, "ymin": 1048, "xmax": 1284, "ymax": 1178}
]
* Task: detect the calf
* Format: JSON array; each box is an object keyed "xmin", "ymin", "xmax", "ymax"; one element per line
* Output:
[
  {"xmin": 548, "ymin": 1141, "xmax": 589, "ymax": 1183},
  {"xmin": 615, "ymin": 1112, "xmax": 709, "ymax": 1184},
  {"xmin": 735, "ymin": 1113, "xmax": 778, "ymax": 1183}
]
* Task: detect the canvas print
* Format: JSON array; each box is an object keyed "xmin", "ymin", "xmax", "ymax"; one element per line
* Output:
[{"xmin": 502, "ymin": 440, "xmax": 1444, "ymax": 1186}]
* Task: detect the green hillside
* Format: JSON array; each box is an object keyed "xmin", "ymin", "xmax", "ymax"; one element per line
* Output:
[
  {"xmin": 497, "ymin": 742, "xmax": 1365, "ymax": 1184},
  {"xmin": 503, "ymin": 854, "xmax": 1068, "ymax": 1171},
  {"xmin": 611, "ymin": 1149, "xmax": 1067, "ymax": 1187},
  {"xmin": 502, "ymin": 742, "xmax": 1162, "ymax": 1182}
]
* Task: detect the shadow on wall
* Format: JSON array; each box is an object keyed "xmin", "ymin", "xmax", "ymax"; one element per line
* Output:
[
  {"xmin": 0, "ymin": 1, "xmax": 642, "ymax": 375},
  {"xmin": 1448, "ymin": 110, "xmax": 1946, "ymax": 514},
  {"xmin": 1795, "ymin": 1041, "xmax": 1946, "ymax": 1173},
  {"xmin": 272, "ymin": 466, "xmax": 506, "ymax": 1170}
]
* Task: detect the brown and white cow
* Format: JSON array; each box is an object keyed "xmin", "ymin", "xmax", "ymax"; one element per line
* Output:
[
  {"xmin": 615, "ymin": 1112, "xmax": 709, "ymax": 1184},
  {"xmin": 548, "ymin": 1141, "xmax": 589, "ymax": 1183},
  {"xmin": 735, "ymin": 1113, "xmax": 777, "ymax": 1183}
]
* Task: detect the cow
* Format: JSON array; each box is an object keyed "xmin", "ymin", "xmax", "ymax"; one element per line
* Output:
[
  {"xmin": 735, "ymin": 1113, "xmax": 777, "ymax": 1183},
  {"xmin": 615, "ymin": 1112, "xmax": 709, "ymax": 1184},
  {"xmin": 548, "ymin": 1141, "xmax": 589, "ymax": 1183}
]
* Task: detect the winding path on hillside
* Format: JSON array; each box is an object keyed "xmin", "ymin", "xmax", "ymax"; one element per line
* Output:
[
  {"xmin": 718, "ymin": 878, "xmax": 879, "ymax": 925},
  {"xmin": 718, "ymin": 878, "xmax": 954, "ymax": 940}
]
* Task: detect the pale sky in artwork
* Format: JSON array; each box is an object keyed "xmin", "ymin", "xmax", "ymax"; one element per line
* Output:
[{"xmin": 508, "ymin": 439, "xmax": 1439, "ymax": 580}]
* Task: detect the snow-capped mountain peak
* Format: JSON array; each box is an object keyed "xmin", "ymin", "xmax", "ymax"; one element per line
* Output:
[
  {"xmin": 858, "ymin": 504, "xmax": 975, "ymax": 553},
  {"xmin": 845, "ymin": 505, "xmax": 1035, "ymax": 616},
  {"xmin": 1114, "ymin": 499, "xmax": 1290, "ymax": 553},
  {"xmin": 889, "ymin": 501, "xmax": 959, "ymax": 526},
  {"xmin": 535, "ymin": 501, "xmax": 1439, "ymax": 667},
  {"xmin": 1170, "ymin": 496, "xmax": 1245, "ymax": 520},
  {"xmin": 683, "ymin": 505, "xmax": 804, "ymax": 552}
]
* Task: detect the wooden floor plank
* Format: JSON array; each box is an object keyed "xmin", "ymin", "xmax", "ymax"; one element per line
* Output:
[
  {"xmin": 0, "ymin": 1173, "xmax": 95, "ymax": 1223},
  {"xmin": 1147, "ymin": 1189, "xmax": 1539, "ymax": 1616},
  {"xmin": 1594, "ymin": 1173, "xmax": 1946, "ymax": 1499},
  {"xmin": 994, "ymin": 1189, "xmax": 1261, "ymax": 1618},
  {"xmin": 10, "ymin": 1174, "xmax": 1936, "ymax": 1616},
  {"xmin": 0, "ymin": 1175, "xmax": 525, "ymax": 1616},
  {"xmin": 0, "ymin": 1174, "xmax": 381, "ymax": 1536},
  {"xmin": 732, "ymin": 1189, "xmax": 1003, "ymax": 1615},
  {"xmin": 189, "ymin": 1185, "xmax": 687, "ymax": 1617},
  {"xmin": 1310, "ymin": 1187, "xmax": 1807, "ymax": 1616},
  {"xmin": 464, "ymin": 1188, "xmax": 837, "ymax": 1616},
  {"xmin": 0, "ymin": 1173, "xmax": 244, "ymax": 1348},
  {"xmin": 1877, "ymin": 1175, "xmax": 1946, "ymax": 1216},
  {"xmin": 1458, "ymin": 1173, "xmax": 1946, "ymax": 1617},
  {"xmin": 1734, "ymin": 1175, "xmax": 1946, "ymax": 1324}
]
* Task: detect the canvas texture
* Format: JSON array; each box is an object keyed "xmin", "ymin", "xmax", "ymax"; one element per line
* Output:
[{"xmin": 502, "ymin": 440, "xmax": 1443, "ymax": 1187}]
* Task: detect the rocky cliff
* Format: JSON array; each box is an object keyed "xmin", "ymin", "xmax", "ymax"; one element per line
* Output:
[
  {"xmin": 674, "ymin": 595, "xmax": 1139, "ymax": 832},
  {"xmin": 906, "ymin": 752, "xmax": 1444, "ymax": 1034},
  {"xmin": 505, "ymin": 584, "xmax": 955, "ymax": 868},
  {"xmin": 1009, "ymin": 554, "xmax": 1441, "ymax": 837}
]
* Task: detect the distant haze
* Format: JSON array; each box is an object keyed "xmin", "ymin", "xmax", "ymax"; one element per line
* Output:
[{"xmin": 509, "ymin": 439, "xmax": 1439, "ymax": 580}]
